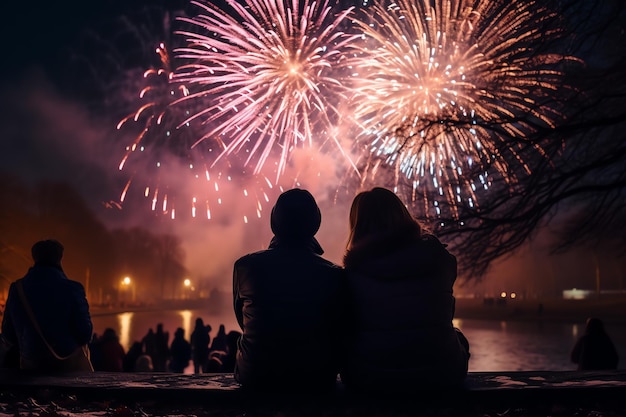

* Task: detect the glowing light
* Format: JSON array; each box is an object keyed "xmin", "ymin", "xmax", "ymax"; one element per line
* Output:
[
  {"xmin": 118, "ymin": 312, "xmax": 133, "ymax": 350},
  {"xmin": 179, "ymin": 310, "xmax": 193, "ymax": 340}
]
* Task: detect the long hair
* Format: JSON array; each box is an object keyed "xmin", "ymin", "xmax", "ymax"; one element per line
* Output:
[{"xmin": 346, "ymin": 187, "xmax": 421, "ymax": 251}]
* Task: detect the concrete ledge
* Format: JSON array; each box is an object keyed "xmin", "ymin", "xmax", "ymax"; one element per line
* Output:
[{"xmin": 1, "ymin": 370, "xmax": 626, "ymax": 407}]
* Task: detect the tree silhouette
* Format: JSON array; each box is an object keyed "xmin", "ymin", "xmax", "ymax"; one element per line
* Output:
[
  {"xmin": 439, "ymin": 0, "xmax": 626, "ymax": 280},
  {"xmin": 111, "ymin": 228, "xmax": 188, "ymax": 301},
  {"xmin": 0, "ymin": 173, "xmax": 188, "ymax": 302},
  {"xmin": 341, "ymin": 0, "xmax": 626, "ymax": 280}
]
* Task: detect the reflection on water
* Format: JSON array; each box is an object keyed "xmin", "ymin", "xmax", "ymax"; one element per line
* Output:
[
  {"xmin": 93, "ymin": 310, "xmax": 626, "ymax": 372},
  {"xmin": 456, "ymin": 319, "xmax": 626, "ymax": 371},
  {"xmin": 179, "ymin": 310, "xmax": 193, "ymax": 344},
  {"xmin": 118, "ymin": 312, "xmax": 133, "ymax": 350},
  {"xmin": 92, "ymin": 309, "xmax": 240, "ymax": 352},
  {"xmin": 93, "ymin": 308, "xmax": 240, "ymax": 374}
]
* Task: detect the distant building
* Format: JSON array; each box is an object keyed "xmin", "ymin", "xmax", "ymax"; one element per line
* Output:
[
  {"xmin": 563, "ymin": 288, "xmax": 626, "ymax": 300},
  {"xmin": 562, "ymin": 288, "xmax": 594, "ymax": 300}
]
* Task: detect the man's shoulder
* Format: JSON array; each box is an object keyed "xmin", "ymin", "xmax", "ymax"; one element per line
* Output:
[
  {"xmin": 64, "ymin": 279, "xmax": 86, "ymax": 292},
  {"xmin": 47, "ymin": 274, "xmax": 87, "ymax": 296},
  {"xmin": 236, "ymin": 249, "xmax": 341, "ymax": 267},
  {"xmin": 313, "ymin": 254, "xmax": 343, "ymax": 270},
  {"xmin": 235, "ymin": 249, "xmax": 269, "ymax": 266}
]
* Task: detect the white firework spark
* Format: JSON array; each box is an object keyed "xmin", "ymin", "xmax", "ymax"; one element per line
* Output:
[
  {"xmin": 172, "ymin": 0, "xmax": 358, "ymax": 181},
  {"xmin": 347, "ymin": 0, "xmax": 581, "ymax": 218}
]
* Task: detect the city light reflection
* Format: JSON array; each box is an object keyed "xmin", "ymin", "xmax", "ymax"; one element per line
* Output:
[
  {"xmin": 179, "ymin": 310, "xmax": 193, "ymax": 341},
  {"xmin": 118, "ymin": 312, "xmax": 134, "ymax": 350}
]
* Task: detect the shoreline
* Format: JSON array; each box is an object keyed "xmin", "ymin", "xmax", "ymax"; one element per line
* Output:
[
  {"xmin": 87, "ymin": 297, "xmax": 626, "ymax": 325},
  {"xmin": 454, "ymin": 297, "xmax": 626, "ymax": 324}
]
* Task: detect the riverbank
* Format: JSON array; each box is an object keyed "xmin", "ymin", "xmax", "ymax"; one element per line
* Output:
[
  {"xmin": 89, "ymin": 297, "xmax": 222, "ymax": 317},
  {"xmin": 455, "ymin": 297, "xmax": 626, "ymax": 324},
  {"xmin": 88, "ymin": 296, "xmax": 626, "ymax": 325}
]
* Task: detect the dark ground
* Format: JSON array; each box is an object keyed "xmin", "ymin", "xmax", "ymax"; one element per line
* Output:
[{"xmin": 2, "ymin": 371, "xmax": 626, "ymax": 416}]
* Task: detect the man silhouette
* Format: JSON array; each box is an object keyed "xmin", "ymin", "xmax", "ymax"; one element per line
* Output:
[
  {"xmin": 1, "ymin": 239, "xmax": 93, "ymax": 372},
  {"xmin": 233, "ymin": 189, "xmax": 346, "ymax": 392}
]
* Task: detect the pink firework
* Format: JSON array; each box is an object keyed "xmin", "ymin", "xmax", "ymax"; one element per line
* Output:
[
  {"xmin": 115, "ymin": 42, "xmax": 286, "ymax": 222},
  {"xmin": 172, "ymin": 0, "xmax": 358, "ymax": 181}
]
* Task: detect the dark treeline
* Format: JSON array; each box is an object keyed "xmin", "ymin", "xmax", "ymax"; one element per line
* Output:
[{"xmin": 0, "ymin": 171, "xmax": 187, "ymax": 304}]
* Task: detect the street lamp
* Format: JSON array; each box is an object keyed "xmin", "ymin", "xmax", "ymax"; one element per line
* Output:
[
  {"xmin": 183, "ymin": 278, "xmax": 194, "ymax": 299},
  {"xmin": 120, "ymin": 276, "xmax": 136, "ymax": 304}
]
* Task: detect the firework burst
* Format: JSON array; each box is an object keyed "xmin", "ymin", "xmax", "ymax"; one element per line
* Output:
[
  {"xmin": 115, "ymin": 41, "xmax": 289, "ymax": 223},
  {"xmin": 347, "ymin": 0, "xmax": 581, "ymax": 219},
  {"xmin": 172, "ymin": 0, "xmax": 358, "ymax": 181}
]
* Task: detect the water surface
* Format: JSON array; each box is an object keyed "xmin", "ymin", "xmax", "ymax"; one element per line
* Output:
[{"xmin": 91, "ymin": 309, "xmax": 626, "ymax": 372}]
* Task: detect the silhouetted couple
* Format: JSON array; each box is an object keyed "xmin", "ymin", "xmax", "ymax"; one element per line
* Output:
[{"xmin": 233, "ymin": 188, "xmax": 470, "ymax": 395}]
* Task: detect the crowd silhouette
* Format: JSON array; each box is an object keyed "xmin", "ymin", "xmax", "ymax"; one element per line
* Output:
[
  {"xmin": 0, "ymin": 188, "xmax": 621, "ymax": 394},
  {"xmin": 87, "ymin": 321, "xmax": 241, "ymax": 374}
]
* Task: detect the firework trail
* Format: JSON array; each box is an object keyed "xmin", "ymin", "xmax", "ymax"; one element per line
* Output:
[
  {"xmin": 171, "ymin": 0, "xmax": 358, "ymax": 181},
  {"xmin": 346, "ymin": 0, "xmax": 581, "ymax": 219},
  {"xmin": 110, "ymin": 4, "xmax": 343, "ymax": 222},
  {"xmin": 110, "ymin": 30, "xmax": 289, "ymax": 222}
]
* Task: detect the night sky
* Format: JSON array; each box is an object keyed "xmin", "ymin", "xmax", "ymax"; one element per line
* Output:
[
  {"xmin": 0, "ymin": 0, "xmax": 353, "ymax": 293},
  {"xmin": 1, "ymin": 0, "xmax": 624, "ymax": 295}
]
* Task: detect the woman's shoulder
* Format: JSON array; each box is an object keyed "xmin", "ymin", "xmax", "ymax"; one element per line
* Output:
[
  {"xmin": 419, "ymin": 233, "xmax": 445, "ymax": 245},
  {"xmin": 412, "ymin": 234, "xmax": 452, "ymax": 256}
]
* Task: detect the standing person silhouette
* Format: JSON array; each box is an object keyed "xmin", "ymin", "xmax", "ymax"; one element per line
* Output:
[
  {"xmin": 233, "ymin": 188, "xmax": 346, "ymax": 393},
  {"xmin": 341, "ymin": 188, "xmax": 469, "ymax": 392},
  {"xmin": 153, "ymin": 323, "xmax": 169, "ymax": 372},
  {"xmin": 169, "ymin": 327, "xmax": 192, "ymax": 373},
  {"xmin": 210, "ymin": 324, "xmax": 228, "ymax": 353},
  {"xmin": 1, "ymin": 239, "xmax": 93, "ymax": 372},
  {"xmin": 571, "ymin": 317, "xmax": 619, "ymax": 370},
  {"xmin": 190, "ymin": 317, "xmax": 211, "ymax": 373},
  {"xmin": 95, "ymin": 328, "xmax": 125, "ymax": 372}
]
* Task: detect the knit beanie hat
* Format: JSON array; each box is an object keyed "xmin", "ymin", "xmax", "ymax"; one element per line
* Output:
[
  {"xmin": 31, "ymin": 239, "xmax": 64, "ymax": 267},
  {"xmin": 270, "ymin": 189, "xmax": 321, "ymax": 241}
]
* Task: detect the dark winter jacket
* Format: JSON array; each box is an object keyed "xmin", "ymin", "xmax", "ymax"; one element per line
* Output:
[
  {"xmin": 233, "ymin": 237, "xmax": 346, "ymax": 390},
  {"xmin": 98, "ymin": 337, "xmax": 125, "ymax": 372},
  {"xmin": 169, "ymin": 332, "xmax": 192, "ymax": 373},
  {"xmin": 341, "ymin": 232, "xmax": 469, "ymax": 391},
  {"xmin": 571, "ymin": 334, "xmax": 619, "ymax": 370},
  {"xmin": 1, "ymin": 265, "xmax": 93, "ymax": 369},
  {"xmin": 191, "ymin": 326, "xmax": 210, "ymax": 362}
]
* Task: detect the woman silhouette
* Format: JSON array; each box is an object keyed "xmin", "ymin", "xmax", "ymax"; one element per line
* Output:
[
  {"xmin": 571, "ymin": 317, "xmax": 619, "ymax": 370},
  {"xmin": 341, "ymin": 187, "xmax": 469, "ymax": 392}
]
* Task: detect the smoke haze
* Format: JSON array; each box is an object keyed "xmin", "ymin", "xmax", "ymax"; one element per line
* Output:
[
  {"xmin": 0, "ymin": 70, "xmax": 354, "ymax": 294},
  {"xmin": 2, "ymin": 68, "xmax": 623, "ymax": 300}
]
